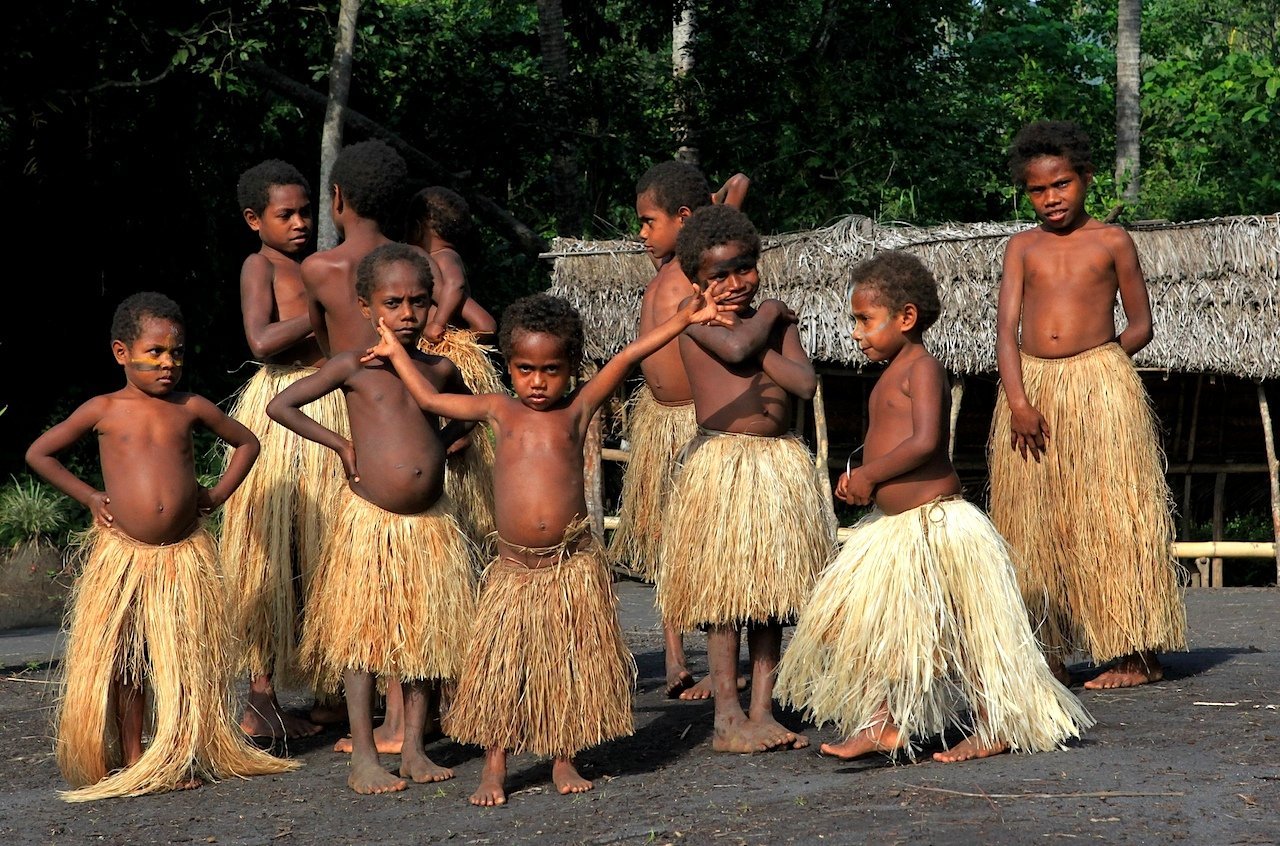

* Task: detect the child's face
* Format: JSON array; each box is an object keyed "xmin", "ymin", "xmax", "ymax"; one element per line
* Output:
[
  {"xmin": 359, "ymin": 261, "xmax": 432, "ymax": 348},
  {"xmin": 695, "ymin": 242, "xmax": 759, "ymax": 307},
  {"xmin": 245, "ymin": 183, "xmax": 313, "ymax": 256},
  {"xmin": 507, "ymin": 330, "xmax": 572, "ymax": 411},
  {"xmin": 635, "ymin": 191, "xmax": 688, "ymax": 261},
  {"xmin": 1022, "ymin": 155, "xmax": 1092, "ymax": 231},
  {"xmin": 112, "ymin": 317, "xmax": 185, "ymax": 396},
  {"xmin": 851, "ymin": 286, "xmax": 909, "ymax": 363}
]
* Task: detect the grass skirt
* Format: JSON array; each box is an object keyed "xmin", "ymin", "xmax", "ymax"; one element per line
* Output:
[
  {"xmin": 56, "ymin": 526, "xmax": 298, "ymax": 802},
  {"xmin": 775, "ymin": 499, "xmax": 1093, "ymax": 760},
  {"xmin": 298, "ymin": 493, "xmax": 477, "ymax": 692},
  {"xmin": 421, "ymin": 329, "xmax": 500, "ymax": 551},
  {"xmin": 443, "ymin": 523, "xmax": 636, "ymax": 759},
  {"xmin": 606, "ymin": 385, "xmax": 697, "ymax": 581},
  {"xmin": 989, "ymin": 343, "xmax": 1187, "ymax": 662},
  {"xmin": 220, "ymin": 363, "xmax": 349, "ymax": 683},
  {"xmin": 656, "ymin": 429, "xmax": 836, "ymax": 632}
]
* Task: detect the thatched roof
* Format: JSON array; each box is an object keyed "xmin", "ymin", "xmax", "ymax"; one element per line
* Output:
[{"xmin": 545, "ymin": 213, "xmax": 1280, "ymax": 379}]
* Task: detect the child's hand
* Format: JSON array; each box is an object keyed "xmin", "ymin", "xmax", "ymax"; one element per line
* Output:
[
  {"xmin": 445, "ymin": 432, "xmax": 472, "ymax": 456},
  {"xmin": 88, "ymin": 491, "xmax": 113, "ymax": 527},
  {"xmin": 360, "ymin": 318, "xmax": 404, "ymax": 364},
  {"xmin": 686, "ymin": 282, "xmax": 739, "ymax": 327},
  {"xmin": 338, "ymin": 440, "xmax": 360, "ymax": 483},
  {"xmin": 839, "ymin": 468, "xmax": 874, "ymax": 505},
  {"xmin": 1009, "ymin": 402, "xmax": 1050, "ymax": 462},
  {"xmin": 422, "ymin": 322, "xmax": 446, "ymax": 345}
]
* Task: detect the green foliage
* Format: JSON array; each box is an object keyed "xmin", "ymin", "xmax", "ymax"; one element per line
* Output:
[{"xmin": 0, "ymin": 476, "xmax": 77, "ymax": 549}]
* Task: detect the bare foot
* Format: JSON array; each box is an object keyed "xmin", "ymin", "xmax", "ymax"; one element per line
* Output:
[
  {"xmin": 1084, "ymin": 653, "xmax": 1164, "ymax": 690},
  {"xmin": 552, "ymin": 758, "xmax": 593, "ymax": 794},
  {"xmin": 348, "ymin": 760, "xmax": 407, "ymax": 794},
  {"xmin": 820, "ymin": 723, "xmax": 907, "ymax": 761},
  {"xmin": 933, "ymin": 735, "xmax": 1009, "ymax": 763},
  {"xmin": 309, "ymin": 698, "xmax": 348, "ymax": 725},
  {"xmin": 712, "ymin": 714, "xmax": 808, "ymax": 753},
  {"xmin": 334, "ymin": 722, "xmax": 403, "ymax": 755},
  {"xmin": 173, "ymin": 777, "xmax": 203, "ymax": 791},
  {"xmin": 470, "ymin": 751, "xmax": 507, "ymax": 807},
  {"xmin": 399, "ymin": 754, "xmax": 453, "ymax": 783},
  {"xmin": 241, "ymin": 698, "xmax": 322, "ymax": 740},
  {"xmin": 678, "ymin": 674, "xmax": 713, "ymax": 700},
  {"xmin": 1047, "ymin": 655, "xmax": 1072, "ymax": 687},
  {"xmin": 666, "ymin": 667, "xmax": 698, "ymax": 698}
]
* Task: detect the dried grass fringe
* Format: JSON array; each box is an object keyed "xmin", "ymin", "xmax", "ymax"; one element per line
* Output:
[
  {"xmin": 776, "ymin": 499, "xmax": 1093, "ymax": 760},
  {"xmin": 56, "ymin": 526, "xmax": 298, "ymax": 802},
  {"xmin": 989, "ymin": 343, "xmax": 1188, "ymax": 662},
  {"xmin": 606, "ymin": 385, "xmax": 697, "ymax": 581},
  {"xmin": 220, "ymin": 364, "xmax": 349, "ymax": 683},
  {"xmin": 443, "ymin": 523, "xmax": 635, "ymax": 759},
  {"xmin": 656, "ymin": 430, "xmax": 836, "ymax": 632},
  {"xmin": 298, "ymin": 493, "xmax": 478, "ymax": 693}
]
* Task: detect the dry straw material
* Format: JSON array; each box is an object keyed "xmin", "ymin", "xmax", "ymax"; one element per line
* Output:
[
  {"xmin": 656, "ymin": 429, "xmax": 836, "ymax": 632},
  {"xmin": 220, "ymin": 363, "xmax": 348, "ymax": 684},
  {"xmin": 546, "ymin": 213, "xmax": 1280, "ymax": 377},
  {"xmin": 56, "ymin": 526, "xmax": 298, "ymax": 802},
  {"xmin": 443, "ymin": 522, "xmax": 635, "ymax": 759},
  {"xmin": 605, "ymin": 385, "xmax": 697, "ymax": 581},
  {"xmin": 775, "ymin": 498, "xmax": 1094, "ymax": 759},
  {"xmin": 989, "ymin": 343, "xmax": 1188, "ymax": 662},
  {"xmin": 299, "ymin": 493, "xmax": 477, "ymax": 692}
]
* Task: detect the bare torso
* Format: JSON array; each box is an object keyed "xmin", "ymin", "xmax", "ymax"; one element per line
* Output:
[
  {"xmin": 301, "ymin": 236, "xmax": 390, "ymax": 356},
  {"xmin": 679, "ymin": 305, "xmax": 794, "ymax": 436},
  {"xmin": 1014, "ymin": 221, "xmax": 1124, "ymax": 358},
  {"xmin": 638, "ymin": 262, "xmax": 694, "ymax": 402},
  {"xmin": 266, "ymin": 253, "xmax": 324, "ymax": 366}
]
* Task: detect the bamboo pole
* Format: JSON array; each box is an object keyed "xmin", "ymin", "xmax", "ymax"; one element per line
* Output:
[
  {"xmin": 948, "ymin": 375, "xmax": 965, "ymax": 460},
  {"xmin": 1257, "ymin": 383, "xmax": 1280, "ymax": 585},
  {"xmin": 812, "ymin": 375, "xmax": 832, "ymax": 502},
  {"xmin": 1173, "ymin": 541, "xmax": 1276, "ymax": 559},
  {"xmin": 585, "ymin": 407, "xmax": 605, "ymax": 540}
]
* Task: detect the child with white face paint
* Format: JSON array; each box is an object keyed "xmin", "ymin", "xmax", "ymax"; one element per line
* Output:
[{"xmin": 775, "ymin": 251, "xmax": 1092, "ymax": 766}]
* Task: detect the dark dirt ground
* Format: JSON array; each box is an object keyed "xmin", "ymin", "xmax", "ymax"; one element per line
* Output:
[{"xmin": 1, "ymin": 584, "xmax": 1277, "ymax": 846}]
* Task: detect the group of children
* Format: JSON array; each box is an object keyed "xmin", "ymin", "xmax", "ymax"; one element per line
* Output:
[{"xmin": 26, "ymin": 119, "xmax": 1187, "ymax": 805}]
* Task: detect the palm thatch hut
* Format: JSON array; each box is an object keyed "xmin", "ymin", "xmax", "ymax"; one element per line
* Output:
[{"xmin": 544, "ymin": 213, "xmax": 1280, "ymax": 585}]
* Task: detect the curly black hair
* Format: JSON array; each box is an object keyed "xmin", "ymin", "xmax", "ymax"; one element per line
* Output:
[
  {"xmin": 355, "ymin": 242, "xmax": 434, "ymax": 302},
  {"xmin": 236, "ymin": 159, "xmax": 311, "ymax": 215},
  {"xmin": 675, "ymin": 205, "xmax": 761, "ymax": 282},
  {"xmin": 1007, "ymin": 121, "xmax": 1095, "ymax": 187},
  {"xmin": 329, "ymin": 140, "xmax": 409, "ymax": 230},
  {"xmin": 111, "ymin": 291, "xmax": 184, "ymax": 343},
  {"xmin": 849, "ymin": 251, "xmax": 942, "ymax": 334},
  {"xmin": 405, "ymin": 186, "xmax": 473, "ymax": 248},
  {"xmin": 635, "ymin": 160, "xmax": 712, "ymax": 215},
  {"xmin": 498, "ymin": 293, "xmax": 584, "ymax": 372}
]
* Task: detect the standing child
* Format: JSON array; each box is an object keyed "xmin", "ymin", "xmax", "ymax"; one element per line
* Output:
[
  {"xmin": 656, "ymin": 204, "xmax": 835, "ymax": 753},
  {"xmin": 221, "ymin": 159, "xmax": 331, "ymax": 740},
  {"xmin": 989, "ymin": 121, "xmax": 1187, "ymax": 689},
  {"xmin": 26, "ymin": 292, "xmax": 298, "ymax": 801},
  {"xmin": 364, "ymin": 288, "xmax": 734, "ymax": 805},
  {"xmin": 608, "ymin": 160, "xmax": 750, "ymax": 699},
  {"xmin": 404, "ymin": 185, "xmax": 501, "ymax": 548},
  {"xmin": 775, "ymin": 252, "xmax": 1093, "ymax": 763},
  {"xmin": 267, "ymin": 243, "xmax": 477, "ymax": 795}
]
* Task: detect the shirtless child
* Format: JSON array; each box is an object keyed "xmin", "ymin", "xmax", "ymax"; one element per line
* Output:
[
  {"xmin": 656, "ymin": 204, "xmax": 836, "ymax": 754},
  {"xmin": 988, "ymin": 120, "xmax": 1187, "ymax": 689},
  {"xmin": 268, "ymin": 244, "xmax": 477, "ymax": 795},
  {"xmin": 775, "ymin": 251, "xmax": 1092, "ymax": 763},
  {"xmin": 365, "ymin": 287, "xmax": 733, "ymax": 805},
  {"xmin": 26, "ymin": 292, "xmax": 297, "ymax": 801},
  {"xmin": 609, "ymin": 161, "xmax": 750, "ymax": 699}
]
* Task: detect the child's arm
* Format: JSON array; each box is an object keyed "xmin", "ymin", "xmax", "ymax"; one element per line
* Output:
[
  {"xmin": 995, "ymin": 235, "xmax": 1049, "ymax": 461},
  {"xmin": 363, "ymin": 322, "xmax": 501, "ymax": 424},
  {"xmin": 266, "ymin": 357, "xmax": 361, "ymax": 480},
  {"xmin": 682, "ymin": 298, "xmax": 791, "ymax": 364},
  {"xmin": 575, "ymin": 285, "xmax": 735, "ymax": 418},
  {"xmin": 189, "ymin": 395, "xmax": 260, "ymax": 514},
  {"xmin": 841, "ymin": 357, "xmax": 948, "ymax": 504},
  {"xmin": 25, "ymin": 398, "xmax": 113, "ymax": 526},
  {"xmin": 459, "ymin": 297, "xmax": 497, "ymax": 336},
  {"xmin": 240, "ymin": 255, "xmax": 313, "ymax": 359},
  {"xmin": 422, "ymin": 250, "xmax": 466, "ymax": 343},
  {"xmin": 300, "ymin": 256, "xmax": 332, "ymax": 355},
  {"xmin": 1109, "ymin": 227, "xmax": 1154, "ymax": 356},
  {"xmin": 759, "ymin": 319, "xmax": 817, "ymax": 399},
  {"xmin": 712, "ymin": 173, "xmax": 751, "ymax": 209}
]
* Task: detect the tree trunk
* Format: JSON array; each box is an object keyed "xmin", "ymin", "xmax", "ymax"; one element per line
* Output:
[
  {"xmin": 535, "ymin": 0, "xmax": 584, "ymax": 234},
  {"xmin": 673, "ymin": 2, "xmax": 698, "ymax": 165},
  {"xmin": 318, "ymin": 0, "xmax": 362, "ymax": 250},
  {"xmin": 1115, "ymin": 0, "xmax": 1141, "ymax": 206}
]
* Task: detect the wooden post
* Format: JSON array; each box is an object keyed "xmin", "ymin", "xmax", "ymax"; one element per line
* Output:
[
  {"xmin": 1211, "ymin": 472, "xmax": 1226, "ymax": 587},
  {"xmin": 1181, "ymin": 374, "xmax": 1204, "ymax": 541},
  {"xmin": 1257, "ymin": 382, "xmax": 1280, "ymax": 585},
  {"xmin": 812, "ymin": 374, "xmax": 832, "ymax": 502},
  {"xmin": 585, "ymin": 407, "xmax": 605, "ymax": 542},
  {"xmin": 949, "ymin": 375, "xmax": 965, "ymax": 460}
]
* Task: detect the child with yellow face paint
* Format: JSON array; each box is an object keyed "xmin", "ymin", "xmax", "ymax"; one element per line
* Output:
[{"xmin": 25, "ymin": 291, "xmax": 297, "ymax": 801}]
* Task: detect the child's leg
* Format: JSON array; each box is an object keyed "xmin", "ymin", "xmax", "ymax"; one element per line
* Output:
[
  {"xmin": 342, "ymin": 670, "xmax": 406, "ymax": 794},
  {"xmin": 470, "ymin": 747, "xmax": 507, "ymax": 806},
  {"xmin": 243, "ymin": 673, "xmax": 321, "ymax": 739},
  {"xmin": 397, "ymin": 680, "xmax": 453, "ymax": 783},
  {"xmin": 664, "ymin": 623, "xmax": 698, "ymax": 698},
  {"xmin": 709, "ymin": 624, "xmax": 800, "ymax": 752},
  {"xmin": 552, "ymin": 756, "xmax": 592, "ymax": 795},
  {"xmin": 111, "ymin": 678, "xmax": 146, "ymax": 768},
  {"xmin": 821, "ymin": 701, "xmax": 905, "ymax": 760},
  {"xmin": 334, "ymin": 675, "xmax": 405, "ymax": 754},
  {"xmin": 744, "ymin": 622, "xmax": 807, "ymax": 748}
]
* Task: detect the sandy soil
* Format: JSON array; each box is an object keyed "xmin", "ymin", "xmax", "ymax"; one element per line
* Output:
[{"xmin": 1, "ymin": 586, "xmax": 1277, "ymax": 846}]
